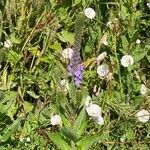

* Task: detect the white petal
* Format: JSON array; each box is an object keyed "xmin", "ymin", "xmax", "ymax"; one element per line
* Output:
[
  {"xmin": 86, "ymin": 103, "xmax": 101, "ymax": 117},
  {"xmin": 147, "ymin": 2, "xmax": 150, "ymax": 9},
  {"xmin": 93, "ymin": 115, "xmax": 104, "ymax": 125},
  {"xmin": 85, "ymin": 95, "xmax": 92, "ymax": 107},
  {"xmin": 140, "ymin": 84, "xmax": 147, "ymax": 95},
  {"xmin": 97, "ymin": 64, "xmax": 109, "ymax": 77},
  {"xmin": 4, "ymin": 39, "xmax": 12, "ymax": 48},
  {"xmin": 136, "ymin": 39, "xmax": 141, "ymax": 44},
  {"xmin": 26, "ymin": 137, "xmax": 31, "ymax": 142},
  {"xmin": 136, "ymin": 109, "xmax": 150, "ymax": 123},
  {"xmin": 121, "ymin": 55, "xmax": 134, "ymax": 67},
  {"xmin": 84, "ymin": 8, "xmax": 96, "ymax": 19},
  {"xmin": 106, "ymin": 21, "xmax": 112, "ymax": 27},
  {"xmin": 51, "ymin": 115, "xmax": 62, "ymax": 125},
  {"xmin": 97, "ymin": 52, "xmax": 107, "ymax": 63},
  {"xmin": 62, "ymin": 48, "xmax": 74, "ymax": 59},
  {"xmin": 60, "ymin": 79, "xmax": 70, "ymax": 92}
]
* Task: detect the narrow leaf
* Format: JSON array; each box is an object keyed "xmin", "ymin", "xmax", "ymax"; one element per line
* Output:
[{"xmin": 73, "ymin": 106, "xmax": 86, "ymax": 132}]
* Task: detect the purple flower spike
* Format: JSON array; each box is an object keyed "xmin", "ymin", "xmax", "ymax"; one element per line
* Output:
[
  {"xmin": 74, "ymin": 64, "xmax": 83, "ymax": 87},
  {"xmin": 68, "ymin": 58, "xmax": 83, "ymax": 87}
]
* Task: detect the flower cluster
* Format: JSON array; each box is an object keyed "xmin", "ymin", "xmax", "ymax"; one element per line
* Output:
[
  {"xmin": 68, "ymin": 57, "xmax": 83, "ymax": 87},
  {"xmin": 85, "ymin": 95, "xmax": 104, "ymax": 125}
]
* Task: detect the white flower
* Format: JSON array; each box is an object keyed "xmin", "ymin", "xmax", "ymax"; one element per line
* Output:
[
  {"xmin": 62, "ymin": 48, "xmax": 74, "ymax": 59},
  {"xmin": 84, "ymin": 8, "xmax": 96, "ymax": 19},
  {"xmin": 60, "ymin": 79, "xmax": 70, "ymax": 92},
  {"xmin": 4, "ymin": 39, "xmax": 12, "ymax": 48},
  {"xmin": 140, "ymin": 84, "xmax": 147, "ymax": 95},
  {"xmin": 26, "ymin": 137, "xmax": 31, "ymax": 142},
  {"xmin": 97, "ymin": 52, "xmax": 107, "ymax": 64},
  {"xmin": 85, "ymin": 95, "xmax": 92, "ymax": 107},
  {"xmin": 147, "ymin": 2, "xmax": 150, "ymax": 9},
  {"xmin": 97, "ymin": 64, "xmax": 109, "ymax": 77},
  {"xmin": 93, "ymin": 115, "xmax": 104, "ymax": 125},
  {"xmin": 136, "ymin": 109, "xmax": 150, "ymax": 123},
  {"xmin": 86, "ymin": 103, "xmax": 101, "ymax": 117},
  {"xmin": 136, "ymin": 39, "xmax": 141, "ymax": 44},
  {"xmin": 121, "ymin": 55, "xmax": 134, "ymax": 67},
  {"xmin": 51, "ymin": 114, "xmax": 62, "ymax": 125},
  {"xmin": 106, "ymin": 21, "xmax": 112, "ymax": 27}
]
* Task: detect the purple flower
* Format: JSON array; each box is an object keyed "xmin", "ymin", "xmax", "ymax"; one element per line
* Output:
[{"xmin": 68, "ymin": 57, "xmax": 83, "ymax": 87}]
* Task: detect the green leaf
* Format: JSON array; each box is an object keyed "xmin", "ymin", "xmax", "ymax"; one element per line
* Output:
[
  {"xmin": 73, "ymin": 106, "xmax": 86, "ymax": 135},
  {"xmin": 58, "ymin": 30, "xmax": 74, "ymax": 45},
  {"xmin": 77, "ymin": 134, "xmax": 102, "ymax": 150},
  {"xmin": 131, "ymin": 96, "xmax": 143, "ymax": 109},
  {"xmin": 10, "ymin": 34, "xmax": 21, "ymax": 44},
  {"xmin": 72, "ymin": 0, "xmax": 81, "ymax": 7},
  {"xmin": 1, "ymin": 118, "xmax": 22, "ymax": 142},
  {"xmin": 61, "ymin": 127, "xmax": 79, "ymax": 142},
  {"xmin": 134, "ymin": 50, "xmax": 148, "ymax": 63},
  {"xmin": 7, "ymin": 50, "xmax": 22, "ymax": 65},
  {"xmin": 27, "ymin": 46, "xmax": 39, "ymax": 56},
  {"xmin": 121, "ymin": 35, "xmax": 128, "ymax": 51},
  {"xmin": 23, "ymin": 101, "xmax": 34, "ymax": 112},
  {"xmin": 49, "ymin": 41, "xmax": 62, "ymax": 51},
  {"xmin": 47, "ymin": 132, "xmax": 70, "ymax": 150},
  {"xmin": 1, "ymin": 91, "xmax": 16, "ymax": 115},
  {"xmin": 26, "ymin": 91, "xmax": 40, "ymax": 99},
  {"xmin": 146, "ymin": 54, "xmax": 150, "ymax": 63}
]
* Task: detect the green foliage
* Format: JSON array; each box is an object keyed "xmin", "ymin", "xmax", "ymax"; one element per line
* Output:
[{"xmin": 0, "ymin": 0, "xmax": 149, "ymax": 149}]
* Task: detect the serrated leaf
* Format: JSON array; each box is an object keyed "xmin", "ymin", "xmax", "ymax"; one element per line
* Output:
[
  {"xmin": 47, "ymin": 132, "xmax": 70, "ymax": 150},
  {"xmin": 1, "ymin": 118, "xmax": 22, "ymax": 142}
]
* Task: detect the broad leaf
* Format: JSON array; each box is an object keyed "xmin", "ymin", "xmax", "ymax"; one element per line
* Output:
[
  {"xmin": 1, "ymin": 117, "xmax": 22, "ymax": 142},
  {"xmin": 47, "ymin": 132, "xmax": 70, "ymax": 150},
  {"xmin": 77, "ymin": 134, "xmax": 102, "ymax": 150},
  {"xmin": 61, "ymin": 127, "xmax": 79, "ymax": 142}
]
